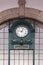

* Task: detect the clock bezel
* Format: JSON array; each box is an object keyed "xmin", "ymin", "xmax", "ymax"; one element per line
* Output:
[{"xmin": 15, "ymin": 25, "xmax": 29, "ymax": 38}]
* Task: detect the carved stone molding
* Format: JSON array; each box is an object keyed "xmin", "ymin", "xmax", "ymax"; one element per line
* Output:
[
  {"xmin": 18, "ymin": 0, "xmax": 26, "ymax": 6},
  {"xmin": 0, "ymin": 0, "xmax": 43, "ymax": 29},
  {"xmin": 18, "ymin": 0, "xmax": 26, "ymax": 17}
]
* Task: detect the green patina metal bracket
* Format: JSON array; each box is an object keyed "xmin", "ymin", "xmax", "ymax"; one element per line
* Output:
[{"xmin": 8, "ymin": 19, "xmax": 35, "ymax": 65}]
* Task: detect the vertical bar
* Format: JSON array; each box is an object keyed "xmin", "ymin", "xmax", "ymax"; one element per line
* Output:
[
  {"xmin": 8, "ymin": 21, "xmax": 10, "ymax": 65},
  {"xmin": 8, "ymin": 49, "xmax": 10, "ymax": 65},
  {"xmin": 33, "ymin": 23, "xmax": 35, "ymax": 65},
  {"xmin": 14, "ymin": 50, "xmax": 15, "ymax": 65},
  {"xmin": 33, "ymin": 49, "xmax": 35, "ymax": 65},
  {"xmin": 28, "ymin": 51, "xmax": 29, "ymax": 65},
  {"xmin": 23, "ymin": 50, "xmax": 24, "ymax": 65},
  {"xmin": 18, "ymin": 50, "xmax": 19, "ymax": 65}
]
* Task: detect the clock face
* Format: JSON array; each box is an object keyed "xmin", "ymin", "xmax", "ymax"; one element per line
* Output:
[{"xmin": 16, "ymin": 25, "xmax": 28, "ymax": 37}]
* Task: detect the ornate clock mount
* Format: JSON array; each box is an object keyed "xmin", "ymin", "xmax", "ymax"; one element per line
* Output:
[{"xmin": 9, "ymin": 19, "xmax": 35, "ymax": 50}]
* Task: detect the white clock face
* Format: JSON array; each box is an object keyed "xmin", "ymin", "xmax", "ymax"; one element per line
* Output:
[{"xmin": 16, "ymin": 25, "xmax": 28, "ymax": 37}]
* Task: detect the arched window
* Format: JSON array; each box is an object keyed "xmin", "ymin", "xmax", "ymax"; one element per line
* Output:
[{"xmin": 0, "ymin": 24, "xmax": 43, "ymax": 65}]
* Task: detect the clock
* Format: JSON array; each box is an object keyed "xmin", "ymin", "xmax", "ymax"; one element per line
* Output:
[
  {"xmin": 9, "ymin": 19, "xmax": 35, "ymax": 48},
  {"xmin": 16, "ymin": 25, "xmax": 28, "ymax": 37}
]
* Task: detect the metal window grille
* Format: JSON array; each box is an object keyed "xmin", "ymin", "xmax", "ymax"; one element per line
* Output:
[{"xmin": 0, "ymin": 25, "xmax": 43, "ymax": 65}]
